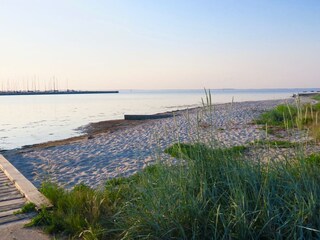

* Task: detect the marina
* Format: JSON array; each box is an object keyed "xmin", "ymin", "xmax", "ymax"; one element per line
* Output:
[{"xmin": 0, "ymin": 90, "xmax": 119, "ymax": 96}]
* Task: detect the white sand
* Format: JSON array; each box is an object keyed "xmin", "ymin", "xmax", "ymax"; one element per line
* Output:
[
  {"xmin": 4, "ymin": 99, "xmax": 296, "ymax": 189},
  {"xmin": 0, "ymin": 220, "xmax": 50, "ymax": 240}
]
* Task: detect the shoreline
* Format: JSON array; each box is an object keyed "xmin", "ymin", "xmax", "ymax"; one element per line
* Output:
[
  {"xmin": 1, "ymin": 98, "xmax": 287, "ymax": 153},
  {"xmin": 3, "ymin": 97, "xmax": 310, "ymax": 189},
  {"xmin": 13, "ymin": 97, "xmax": 289, "ymax": 152},
  {"xmin": 0, "ymin": 94, "xmax": 298, "ymax": 152},
  {"xmin": 2, "ymin": 107, "xmax": 199, "ymax": 153},
  {"xmin": 11, "ymin": 119, "xmax": 150, "ymax": 152}
]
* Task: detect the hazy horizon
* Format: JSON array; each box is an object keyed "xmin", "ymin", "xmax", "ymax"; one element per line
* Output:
[{"xmin": 1, "ymin": 1, "xmax": 319, "ymax": 90}]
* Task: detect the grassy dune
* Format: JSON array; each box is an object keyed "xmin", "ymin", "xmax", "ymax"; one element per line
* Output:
[
  {"xmin": 30, "ymin": 145, "xmax": 320, "ymax": 239},
  {"xmin": 28, "ymin": 97, "xmax": 320, "ymax": 239},
  {"xmin": 255, "ymin": 99, "xmax": 320, "ymax": 141}
]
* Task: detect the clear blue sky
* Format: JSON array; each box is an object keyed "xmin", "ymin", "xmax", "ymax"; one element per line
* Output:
[{"xmin": 0, "ymin": 1, "xmax": 319, "ymax": 90}]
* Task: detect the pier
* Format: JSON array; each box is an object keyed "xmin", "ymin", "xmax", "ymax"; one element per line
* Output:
[
  {"xmin": 0, "ymin": 90, "xmax": 119, "ymax": 96},
  {"xmin": 292, "ymin": 91, "xmax": 320, "ymax": 97}
]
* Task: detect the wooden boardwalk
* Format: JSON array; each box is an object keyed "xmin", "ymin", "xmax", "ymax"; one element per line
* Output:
[
  {"xmin": 0, "ymin": 170, "xmax": 32, "ymax": 225},
  {"xmin": 0, "ymin": 154, "xmax": 51, "ymax": 225}
]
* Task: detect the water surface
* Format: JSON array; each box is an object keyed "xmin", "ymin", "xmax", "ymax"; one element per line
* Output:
[{"xmin": 0, "ymin": 89, "xmax": 318, "ymax": 150}]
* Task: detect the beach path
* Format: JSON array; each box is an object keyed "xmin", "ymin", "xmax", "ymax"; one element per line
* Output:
[
  {"xmin": 0, "ymin": 169, "xmax": 30, "ymax": 225},
  {"xmin": 0, "ymin": 154, "xmax": 51, "ymax": 226}
]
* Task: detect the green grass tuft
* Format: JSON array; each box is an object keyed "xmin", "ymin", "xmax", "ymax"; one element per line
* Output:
[
  {"xmin": 312, "ymin": 102, "xmax": 320, "ymax": 111},
  {"xmin": 305, "ymin": 153, "xmax": 320, "ymax": 166},
  {"xmin": 312, "ymin": 94, "xmax": 320, "ymax": 101},
  {"xmin": 256, "ymin": 102, "xmax": 320, "ymax": 141},
  {"xmin": 251, "ymin": 140, "xmax": 299, "ymax": 148},
  {"xmin": 14, "ymin": 202, "xmax": 36, "ymax": 215},
  {"xmin": 165, "ymin": 143, "xmax": 246, "ymax": 160},
  {"xmin": 29, "ymin": 182, "xmax": 115, "ymax": 239},
  {"xmin": 255, "ymin": 104, "xmax": 297, "ymax": 127}
]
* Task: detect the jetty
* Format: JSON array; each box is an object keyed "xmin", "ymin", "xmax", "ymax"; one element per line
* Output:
[
  {"xmin": 0, "ymin": 154, "xmax": 51, "ymax": 225},
  {"xmin": 292, "ymin": 90, "xmax": 320, "ymax": 97},
  {"xmin": 0, "ymin": 90, "xmax": 119, "ymax": 96}
]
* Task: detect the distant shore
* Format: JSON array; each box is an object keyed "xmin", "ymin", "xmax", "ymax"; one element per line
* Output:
[{"xmin": 0, "ymin": 90, "xmax": 119, "ymax": 96}]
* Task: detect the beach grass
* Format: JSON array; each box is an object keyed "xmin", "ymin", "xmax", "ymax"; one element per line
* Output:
[
  {"xmin": 14, "ymin": 202, "xmax": 36, "ymax": 215},
  {"xmin": 255, "ymin": 99, "xmax": 320, "ymax": 140},
  {"xmin": 30, "ymin": 141, "xmax": 320, "ymax": 239},
  {"xmin": 28, "ymin": 182, "xmax": 115, "ymax": 239},
  {"xmin": 255, "ymin": 104, "xmax": 298, "ymax": 127},
  {"xmin": 312, "ymin": 94, "xmax": 320, "ymax": 101},
  {"xmin": 27, "ymin": 94, "xmax": 320, "ymax": 239},
  {"xmin": 250, "ymin": 139, "xmax": 300, "ymax": 148}
]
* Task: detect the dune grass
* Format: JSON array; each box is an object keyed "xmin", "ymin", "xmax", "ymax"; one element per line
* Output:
[
  {"xmin": 255, "ymin": 99, "xmax": 320, "ymax": 141},
  {"xmin": 14, "ymin": 202, "xmax": 36, "ymax": 215},
  {"xmin": 29, "ymin": 94, "xmax": 320, "ymax": 239},
  {"xmin": 255, "ymin": 104, "xmax": 298, "ymax": 127},
  {"xmin": 250, "ymin": 139, "xmax": 299, "ymax": 148},
  {"xmin": 31, "ymin": 142, "xmax": 320, "ymax": 239},
  {"xmin": 28, "ymin": 182, "xmax": 117, "ymax": 239},
  {"xmin": 312, "ymin": 94, "xmax": 320, "ymax": 101}
]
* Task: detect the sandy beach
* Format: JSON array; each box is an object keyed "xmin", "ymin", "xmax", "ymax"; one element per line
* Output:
[{"xmin": 3, "ymin": 98, "xmax": 314, "ymax": 189}]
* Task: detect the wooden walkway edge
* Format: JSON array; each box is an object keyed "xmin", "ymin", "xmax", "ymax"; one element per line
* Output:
[{"xmin": 0, "ymin": 154, "xmax": 51, "ymax": 209}]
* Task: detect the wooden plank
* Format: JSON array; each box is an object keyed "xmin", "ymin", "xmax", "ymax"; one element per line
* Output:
[
  {"xmin": 0, "ymin": 185, "xmax": 18, "ymax": 191},
  {"xmin": 0, "ymin": 183, "xmax": 15, "ymax": 188},
  {"xmin": 0, "ymin": 202, "xmax": 25, "ymax": 212},
  {"xmin": 0, "ymin": 198, "xmax": 25, "ymax": 207},
  {"xmin": 0, "ymin": 212, "xmax": 36, "ymax": 225},
  {"xmin": 0, "ymin": 182, "xmax": 14, "ymax": 187},
  {"xmin": 0, "ymin": 181, "xmax": 10, "ymax": 184},
  {"xmin": 0, "ymin": 208, "xmax": 22, "ymax": 218},
  {"xmin": 0, "ymin": 194, "xmax": 23, "ymax": 202},
  {"xmin": 0, "ymin": 179, "xmax": 12, "ymax": 183},
  {"xmin": 0, "ymin": 185, "xmax": 15, "ymax": 191},
  {"xmin": 0, "ymin": 183, "xmax": 12, "ymax": 188},
  {"xmin": 0, "ymin": 156, "xmax": 39, "ymax": 226},
  {"xmin": 0, "ymin": 179, "xmax": 11, "ymax": 184},
  {"xmin": 0, "ymin": 189, "xmax": 20, "ymax": 196},
  {"xmin": 0, "ymin": 182, "xmax": 11, "ymax": 185},
  {"xmin": 0, "ymin": 187, "xmax": 14, "ymax": 193},
  {"xmin": 0, "ymin": 188, "xmax": 22, "ymax": 196},
  {"xmin": 0, "ymin": 155, "xmax": 51, "ymax": 208}
]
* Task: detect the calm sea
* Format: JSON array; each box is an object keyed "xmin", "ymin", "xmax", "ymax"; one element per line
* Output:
[{"xmin": 0, "ymin": 89, "xmax": 318, "ymax": 150}]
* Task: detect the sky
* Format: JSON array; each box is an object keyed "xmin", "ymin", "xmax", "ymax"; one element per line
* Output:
[{"xmin": 0, "ymin": 0, "xmax": 319, "ymax": 90}]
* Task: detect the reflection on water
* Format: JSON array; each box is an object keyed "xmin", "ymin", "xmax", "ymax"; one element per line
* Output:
[{"xmin": 0, "ymin": 89, "xmax": 317, "ymax": 150}]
